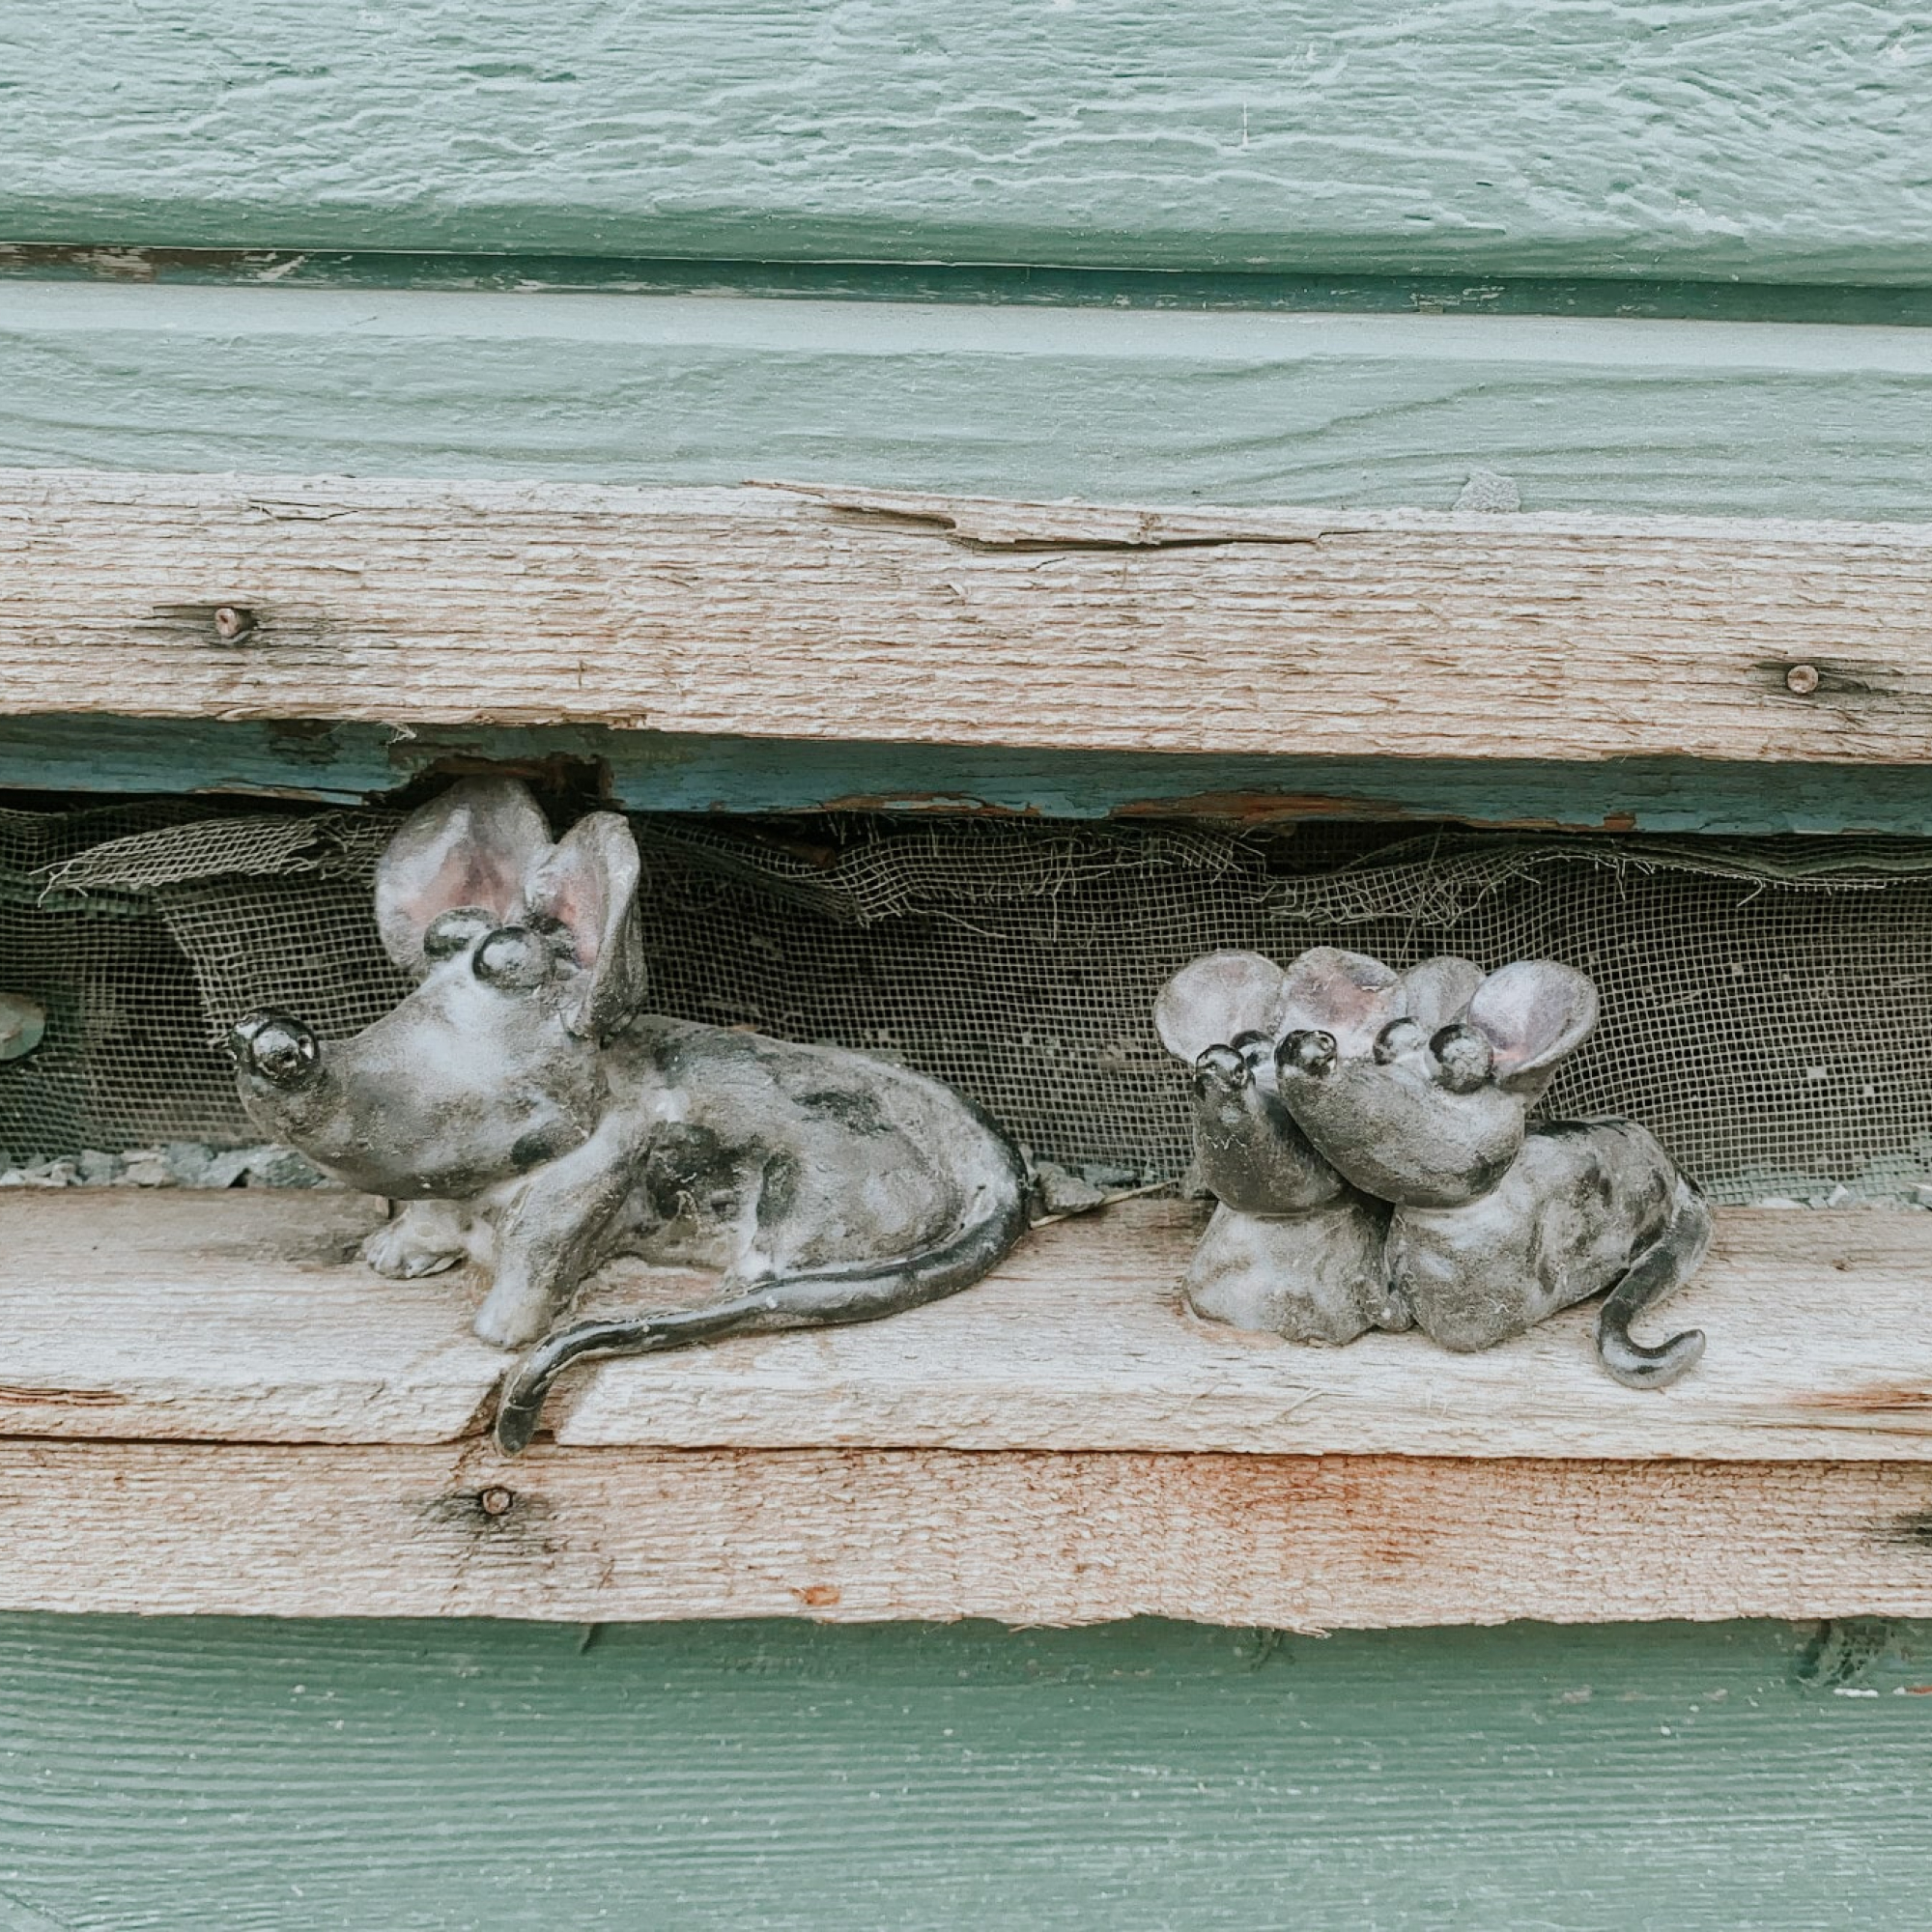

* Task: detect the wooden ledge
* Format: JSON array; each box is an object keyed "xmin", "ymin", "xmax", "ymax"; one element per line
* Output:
[
  {"xmin": 9, "ymin": 471, "xmax": 1932, "ymax": 763},
  {"xmin": 8, "ymin": 1189, "xmax": 1932, "ymax": 1462},
  {"xmin": 9, "ymin": 1188, "xmax": 1932, "ymax": 1625}
]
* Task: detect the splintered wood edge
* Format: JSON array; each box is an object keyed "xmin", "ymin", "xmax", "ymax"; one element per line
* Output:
[
  {"xmin": 7, "ymin": 470, "xmax": 1932, "ymax": 762},
  {"xmin": 3, "ymin": 1441, "xmax": 1931, "ymax": 1627}
]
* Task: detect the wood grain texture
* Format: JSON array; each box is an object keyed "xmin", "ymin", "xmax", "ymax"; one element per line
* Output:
[
  {"xmin": 16, "ymin": 714, "xmax": 1932, "ymax": 839},
  {"xmin": 4, "ymin": 1616, "xmax": 1925, "ymax": 1932},
  {"xmin": 5, "ymin": 1439, "xmax": 1932, "ymax": 1626},
  {"xmin": 14, "ymin": 1190, "xmax": 1932, "ymax": 1465},
  {"xmin": 0, "ymin": 1190, "xmax": 500, "ymax": 1444},
  {"xmin": 1, "ymin": 2, "xmax": 1928, "ymax": 284},
  {"xmin": 11, "ymin": 469, "xmax": 1932, "ymax": 764},
  {"xmin": 8, "ymin": 284, "xmax": 1932, "ymax": 521}
]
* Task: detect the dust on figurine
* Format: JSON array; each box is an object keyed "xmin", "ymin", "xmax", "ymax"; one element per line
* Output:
[
  {"xmin": 1159, "ymin": 945, "xmax": 1709, "ymax": 1387},
  {"xmin": 230, "ymin": 779, "xmax": 1029, "ymax": 1453}
]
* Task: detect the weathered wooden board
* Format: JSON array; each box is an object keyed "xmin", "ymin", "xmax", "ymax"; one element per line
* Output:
[
  {"xmin": 3, "ymin": 1617, "xmax": 1923, "ymax": 1932},
  {"xmin": 0, "ymin": 1190, "xmax": 500, "ymax": 1443},
  {"xmin": 12, "ymin": 1189, "xmax": 1932, "ymax": 1464},
  {"xmin": 2, "ymin": 2, "xmax": 1927, "ymax": 285},
  {"xmin": 12, "ymin": 714, "xmax": 1932, "ymax": 840},
  {"xmin": 10, "ymin": 469, "xmax": 1932, "ymax": 765},
  {"xmin": 8, "ymin": 285, "xmax": 1932, "ymax": 521},
  {"xmin": 3, "ymin": 1439, "xmax": 1931, "ymax": 1626}
]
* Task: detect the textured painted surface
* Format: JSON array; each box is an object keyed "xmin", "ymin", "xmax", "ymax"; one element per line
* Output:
[
  {"xmin": 8, "ymin": 283, "xmax": 1932, "ymax": 518},
  {"xmin": 12, "ymin": 716, "xmax": 1932, "ymax": 838},
  {"xmin": 0, "ymin": 1615, "xmax": 1928, "ymax": 1929},
  {"xmin": 16, "ymin": 244, "xmax": 1932, "ymax": 329},
  {"xmin": 2, "ymin": 3, "xmax": 1930, "ymax": 284}
]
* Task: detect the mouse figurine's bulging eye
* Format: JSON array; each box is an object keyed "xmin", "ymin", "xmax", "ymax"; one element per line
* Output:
[
  {"xmin": 1277, "ymin": 1028, "xmax": 1337, "ymax": 1077},
  {"xmin": 1430, "ymin": 1022, "xmax": 1494, "ymax": 1094},
  {"xmin": 472, "ymin": 925, "xmax": 553, "ymax": 992},
  {"xmin": 423, "ymin": 906, "xmax": 497, "ymax": 962},
  {"xmin": 1373, "ymin": 1016, "xmax": 1425, "ymax": 1065}
]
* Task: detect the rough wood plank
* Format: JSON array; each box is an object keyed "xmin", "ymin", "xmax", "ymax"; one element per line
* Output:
[
  {"xmin": 10, "ymin": 469, "xmax": 1932, "ymax": 764},
  {"xmin": 2, "ymin": 1617, "xmax": 1927, "ymax": 1932},
  {"xmin": 15, "ymin": 714, "xmax": 1932, "ymax": 840},
  {"xmin": 2, "ymin": 2, "xmax": 1927, "ymax": 285},
  {"xmin": 4, "ymin": 1439, "xmax": 1931, "ymax": 1626},
  {"xmin": 554, "ymin": 1204, "xmax": 1932, "ymax": 1462},
  {"xmin": 14, "ymin": 1190, "xmax": 1932, "ymax": 1463},
  {"xmin": 0, "ymin": 1190, "xmax": 501, "ymax": 1444},
  {"xmin": 9, "ymin": 284, "xmax": 1932, "ymax": 522}
]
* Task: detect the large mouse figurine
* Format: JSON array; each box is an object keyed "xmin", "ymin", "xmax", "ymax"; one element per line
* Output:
[
  {"xmin": 1271, "ymin": 949, "xmax": 1710, "ymax": 1387},
  {"xmin": 229, "ymin": 779, "xmax": 1029, "ymax": 1452},
  {"xmin": 1153, "ymin": 948, "xmax": 1481, "ymax": 1346}
]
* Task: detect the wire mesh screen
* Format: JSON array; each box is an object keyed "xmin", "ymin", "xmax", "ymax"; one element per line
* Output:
[{"xmin": 4, "ymin": 798, "xmax": 1929, "ymax": 1206}]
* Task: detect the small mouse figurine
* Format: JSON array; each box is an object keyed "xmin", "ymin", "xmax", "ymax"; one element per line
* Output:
[
  {"xmin": 1153, "ymin": 948, "xmax": 1482, "ymax": 1347},
  {"xmin": 229, "ymin": 779, "xmax": 1029, "ymax": 1452},
  {"xmin": 1271, "ymin": 948, "xmax": 1709, "ymax": 1387}
]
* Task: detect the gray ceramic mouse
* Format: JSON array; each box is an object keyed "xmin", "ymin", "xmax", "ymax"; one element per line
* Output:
[
  {"xmin": 1271, "ymin": 947, "xmax": 1710, "ymax": 1387},
  {"xmin": 229, "ymin": 778, "xmax": 1029, "ymax": 1452},
  {"xmin": 1153, "ymin": 948, "xmax": 1481, "ymax": 1346}
]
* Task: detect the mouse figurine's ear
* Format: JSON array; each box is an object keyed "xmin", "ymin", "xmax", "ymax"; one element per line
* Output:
[
  {"xmin": 1399, "ymin": 955, "xmax": 1486, "ymax": 1034},
  {"xmin": 376, "ymin": 779, "xmax": 554, "ymax": 978},
  {"xmin": 1463, "ymin": 960, "xmax": 1599, "ymax": 1100},
  {"xmin": 1153, "ymin": 952, "xmax": 1289, "ymax": 1063},
  {"xmin": 524, "ymin": 810, "xmax": 646, "ymax": 1039},
  {"xmin": 1278, "ymin": 948, "xmax": 1404, "ymax": 1057}
]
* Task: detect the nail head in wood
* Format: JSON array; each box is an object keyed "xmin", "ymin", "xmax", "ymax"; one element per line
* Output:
[
  {"xmin": 1786, "ymin": 663, "xmax": 1821, "ymax": 695},
  {"xmin": 477, "ymin": 1485, "xmax": 515, "ymax": 1517},
  {"xmin": 212, "ymin": 605, "xmax": 256, "ymax": 643}
]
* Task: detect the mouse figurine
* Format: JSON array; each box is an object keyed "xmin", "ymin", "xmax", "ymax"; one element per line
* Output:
[
  {"xmin": 1270, "ymin": 948, "xmax": 1710, "ymax": 1388},
  {"xmin": 228, "ymin": 778, "xmax": 1030, "ymax": 1453},
  {"xmin": 1153, "ymin": 948, "xmax": 1481, "ymax": 1347}
]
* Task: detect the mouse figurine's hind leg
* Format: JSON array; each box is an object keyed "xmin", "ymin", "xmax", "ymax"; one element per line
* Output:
[{"xmin": 1184, "ymin": 1197, "xmax": 1393, "ymax": 1344}]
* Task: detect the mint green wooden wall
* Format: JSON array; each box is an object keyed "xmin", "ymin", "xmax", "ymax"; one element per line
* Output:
[
  {"xmin": 7, "ymin": 7, "xmax": 1932, "ymax": 1923},
  {"xmin": 1, "ymin": 1614, "xmax": 1927, "ymax": 1931}
]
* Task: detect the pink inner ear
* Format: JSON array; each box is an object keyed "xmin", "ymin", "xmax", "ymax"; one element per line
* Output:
[
  {"xmin": 1466, "ymin": 961, "xmax": 1597, "ymax": 1076},
  {"xmin": 534, "ymin": 859, "xmax": 606, "ymax": 967},
  {"xmin": 1280, "ymin": 948, "xmax": 1402, "ymax": 1055},
  {"xmin": 430, "ymin": 846, "xmax": 526, "ymax": 925}
]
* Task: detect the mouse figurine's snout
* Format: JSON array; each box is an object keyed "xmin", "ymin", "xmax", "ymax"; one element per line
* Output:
[{"xmin": 229, "ymin": 1009, "xmax": 324, "ymax": 1091}]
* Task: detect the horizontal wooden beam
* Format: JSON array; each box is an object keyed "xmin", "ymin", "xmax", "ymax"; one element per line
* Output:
[
  {"xmin": 2, "ymin": 2, "xmax": 1926, "ymax": 286},
  {"xmin": 8, "ymin": 284, "xmax": 1932, "ymax": 521},
  {"xmin": 14, "ymin": 1189, "xmax": 1932, "ymax": 1624},
  {"xmin": 5, "ymin": 1440, "xmax": 1931, "ymax": 1627},
  {"xmin": 14, "ymin": 1191, "xmax": 1932, "ymax": 1465},
  {"xmin": 10, "ymin": 470, "xmax": 1932, "ymax": 765}
]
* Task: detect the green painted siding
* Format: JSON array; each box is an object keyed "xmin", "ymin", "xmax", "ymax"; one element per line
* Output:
[
  {"xmin": 0, "ymin": 1615, "xmax": 1926, "ymax": 1930},
  {"xmin": 7, "ymin": 284, "xmax": 1932, "ymax": 519},
  {"xmin": 2, "ymin": 3, "xmax": 1928, "ymax": 285}
]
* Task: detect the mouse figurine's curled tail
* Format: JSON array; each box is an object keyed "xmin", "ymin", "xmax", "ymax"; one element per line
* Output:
[{"xmin": 494, "ymin": 1169, "xmax": 1030, "ymax": 1454}]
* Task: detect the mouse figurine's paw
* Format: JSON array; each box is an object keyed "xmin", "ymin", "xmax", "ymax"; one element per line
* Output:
[
  {"xmin": 471, "ymin": 1281, "xmax": 559, "ymax": 1350},
  {"xmin": 361, "ymin": 1218, "xmax": 466, "ymax": 1280}
]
